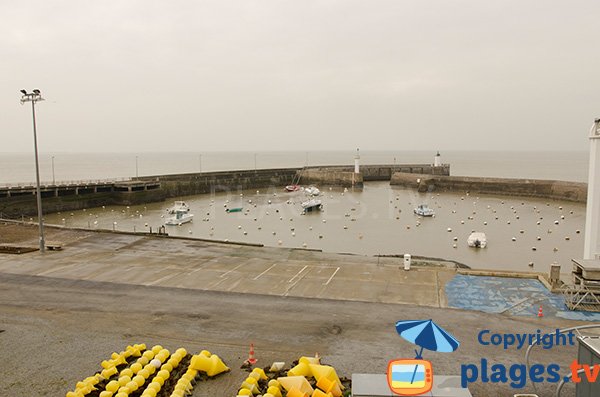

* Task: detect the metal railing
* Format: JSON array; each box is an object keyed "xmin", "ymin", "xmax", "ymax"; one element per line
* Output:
[
  {"xmin": 561, "ymin": 283, "xmax": 600, "ymax": 312},
  {"xmin": 0, "ymin": 177, "xmax": 133, "ymax": 189}
]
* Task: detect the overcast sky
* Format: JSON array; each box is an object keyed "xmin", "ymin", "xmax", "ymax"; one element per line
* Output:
[{"xmin": 1, "ymin": 1, "xmax": 599, "ymax": 153}]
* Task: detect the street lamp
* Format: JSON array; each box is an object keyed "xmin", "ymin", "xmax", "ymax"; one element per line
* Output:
[
  {"xmin": 135, "ymin": 155, "xmax": 139, "ymax": 178},
  {"xmin": 20, "ymin": 89, "xmax": 45, "ymax": 253},
  {"xmin": 51, "ymin": 156, "xmax": 55, "ymax": 184}
]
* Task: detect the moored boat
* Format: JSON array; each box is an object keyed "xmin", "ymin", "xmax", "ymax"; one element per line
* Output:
[
  {"xmin": 301, "ymin": 198, "xmax": 322, "ymax": 213},
  {"xmin": 165, "ymin": 210, "xmax": 194, "ymax": 225},
  {"xmin": 166, "ymin": 201, "xmax": 190, "ymax": 214},
  {"xmin": 414, "ymin": 204, "xmax": 435, "ymax": 217},
  {"xmin": 285, "ymin": 185, "xmax": 301, "ymax": 192},
  {"xmin": 467, "ymin": 232, "xmax": 487, "ymax": 248},
  {"xmin": 304, "ymin": 186, "xmax": 320, "ymax": 196}
]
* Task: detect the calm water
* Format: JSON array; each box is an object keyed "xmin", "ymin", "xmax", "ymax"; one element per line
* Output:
[
  {"xmin": 44, "ymin": 182, "xmax": 585, "ymax": 274},
  {"xmin": 8, "ymin": 150, "xmax": 590, "ymax": 272},
  {"xmin": 0, "ymin": 150, "xmax": 589, "ymax": 185}
]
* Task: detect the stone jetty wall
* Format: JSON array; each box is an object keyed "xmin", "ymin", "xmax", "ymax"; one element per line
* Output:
[
  {"xmin": 0, "ymin": 164, "xmax": 447, "ymax": 218},
  {"xmin": 390, "ymin": 172, "xmax": 588, "ymax": 202}
]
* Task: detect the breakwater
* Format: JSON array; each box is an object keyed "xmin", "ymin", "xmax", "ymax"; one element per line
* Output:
[
  {"xmin": 0, "ymin": 180, "xmax": 165, "ymax": 219},
  {"xmin": 390, "ymin": 172, "xmax": 587, "ymax": 202},
  {"xmin": 1, "ymin": 165, "xmax": 442, "ymax": 217}
]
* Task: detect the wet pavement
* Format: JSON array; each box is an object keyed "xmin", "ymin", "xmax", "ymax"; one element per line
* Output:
[{"xmin": 446, "ymin": 274, "xmax": 600, "ymax": 322}]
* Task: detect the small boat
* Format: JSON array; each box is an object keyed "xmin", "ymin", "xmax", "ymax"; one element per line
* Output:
[
  {"xmin": 165, "ymin": 210, "xmax": 194, "ymax": 225},
  {"xmin": 414, "ymin": 204, "xmax": 435, "ymax": 217},
  {"xmin": 285, "ymin": 185, "xmax": 301, "ymax": 192},
  {"xmin": 304, "ymin": 186, "xmax": 320, "ymax": 196},
  {"xmin": 301, "ymin": 198, "xmax": 322, "ymax": 213},
  {"xmin": 225, "ymin": 207, "xmax": 243, "ymax": 213},
  {"xmin": 166, "ymin": 201, "xmax": 190, "ymax": 214},
  {"xmin": 467, "ymin": 232, "xmax": 487, "ymax": 248}
]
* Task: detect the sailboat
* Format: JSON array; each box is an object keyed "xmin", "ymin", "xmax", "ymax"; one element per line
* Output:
[{"xmin": 285, "ymin": 168, "xmax": 304, "ymax": 191}]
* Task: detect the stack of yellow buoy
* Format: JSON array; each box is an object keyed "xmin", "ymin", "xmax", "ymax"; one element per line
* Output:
[
  {"xmin": 141, "ymin": 347, "xmax": 187, "ymax": 397},
  {"xmin": 67, "ymin": 344, "xmax": 230, "ymax": 397},
  {"xmin": 66, "ymin": 343, "xmax": 146, "ymax": 397},
  {"xmin": 102, "ymin": 344, "xmax": 172, "ymax": 397},
  {"xmin": 236, "ymin": 367, "xmax": 270, "ymax": 397},
  {"xmin": 235, "ymin": 356, "xmax": 345, "ymax": 397}
]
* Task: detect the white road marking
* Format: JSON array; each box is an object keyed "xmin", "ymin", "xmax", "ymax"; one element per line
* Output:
[
  {"xmin": 220, "ymin": 263, "xmax": 244, "ymax": 278},
  {"xmin": 323, "ymin": 267, "xmax": 340, "ymax": 286},
  {"xmin": 284, "ymin": 266, "xmax": 312, "ymax": 296},
  {"xmin": 208, "ymin": 277, "xmax": 228, "ymax": 288},
  {"xmin": 35, "ymin": 263, "xmax": 77, "ymax": 276},
  {"xmin": 288, "ymin": 265, "xmax": 308, "ymax": 283},
  {"xmin": 253, "ymin": 263, "xmax": 277, "ymax": 280},
  {"xmin": 144, "ymin": 273, "xmax": 180, "ymax": 286}
]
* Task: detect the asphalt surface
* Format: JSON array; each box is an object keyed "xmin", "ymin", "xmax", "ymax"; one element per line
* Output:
[{"xmin": 0, "ymin": 224, "xmax": 595, "ymax": 397}]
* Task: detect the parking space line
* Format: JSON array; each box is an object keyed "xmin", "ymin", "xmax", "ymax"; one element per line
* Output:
[
  {"xmin": 144, "ymin": 273, "xmax": 180, "ymax": 286},
  {"xmin": 208, "ymin": 277, "xmax": 228, "ymax": 288},
  {"xmin": 284, "ymin": 267, "xmax": 312, "ymax": 296},
  {"xmin": 253, "ymin": 263, "xmax": 277, "ymax": 280},
  {"xmin": 288, "ymin": 265, "xmax": 308, "ymax": 283},
  {"xmin": 323, "ymin": 267, "xmax": 340, "ymax": 286},
  {"xmin": 220, "ymin": 263, "xmax": 244, "ymax": 278}
]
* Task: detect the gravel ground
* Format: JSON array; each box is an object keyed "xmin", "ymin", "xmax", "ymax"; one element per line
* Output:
[
  {"xmin": 0, "ymin": 272, "xmax": 591, "ymax": 397},
  {"xmin": 0, "ymin": 222, "xmax": 591, "ymax": 397}
]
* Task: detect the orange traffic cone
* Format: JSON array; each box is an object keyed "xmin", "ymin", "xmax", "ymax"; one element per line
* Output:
[
  {"xmin": 537, "ymin": 306, "xmax": 543, "ymax": 317},
  {"xmin": 245, "ymin": 343, "xmax": 257, "ymax": 365}
]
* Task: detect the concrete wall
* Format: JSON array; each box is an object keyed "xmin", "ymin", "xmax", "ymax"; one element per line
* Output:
[
  {"xmin": 299, "ymin": 169, "xmax": 363, "ymax": 187},
  {"xmin": 304, "ymin": 164, "xmax": 450, "ymax": 181},
  {"xmin": 390, "ymin": 172, "xmax": 588, "ymax": 202},
  {"xmin": 147, "ymin": 168, "xmax": 298, "ymax": 197},
  {"xmin": 0, "ymin": 190, "xmax": 167, "ymax": 219}
]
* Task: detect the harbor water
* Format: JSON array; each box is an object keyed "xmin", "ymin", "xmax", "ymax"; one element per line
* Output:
[{"xmin": 43, "ymin": 181, "xmax": 585, "ymax": 274}]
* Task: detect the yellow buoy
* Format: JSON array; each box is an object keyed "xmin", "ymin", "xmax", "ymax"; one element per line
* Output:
[
  {"xmin": 309, "ymin": 365, "xmax": 343, "ymax": 389},
  {"xmin": 189, "ymin": 354, "xmax": 229, "ymax": 377},
  {"xmin": 133, "ymin": 375, "xmax": 145, "ymax": 387},
  {"xmin": 157, "ymin": 369, "xmax": 170, "ymax": 380},
  {"xmin": 105, "ymin": 380, "xmax": 119, "ymax": 393},
  {"xmin": 267, "ymin": 386, "xmax": 283, "ymax": 397},
  {"xmin": 277, "ymin": 376, "xmax": 314, "ymax": 395},
  {"xmin": 316, "ymin": 377, "xmax": 342, "ymax": 397},
  {"xmin": 117, "ymin": 375, "xmax": 131, "ymax": 387},
  {"xmin": 287, "ymin": 387, "xmax": 309, "ymax": 397},
  {"xmin": 126, "ymin": 380, "xmax": 139, "ymax": 392}
]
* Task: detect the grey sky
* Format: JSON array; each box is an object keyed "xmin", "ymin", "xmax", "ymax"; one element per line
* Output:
[{"xmin": 1, "ymin": 0, "xmax": 599, "ymax": 153}]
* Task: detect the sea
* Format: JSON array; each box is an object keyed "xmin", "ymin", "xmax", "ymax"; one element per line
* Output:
[{"xmin": 2, "ymin": 150, "xmax": 592, "ymax": 273}]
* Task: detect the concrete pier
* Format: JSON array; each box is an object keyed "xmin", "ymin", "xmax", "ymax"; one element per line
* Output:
[{"xmin": 390, "ymin": 172, "xmax": 587, "ymax": 202}]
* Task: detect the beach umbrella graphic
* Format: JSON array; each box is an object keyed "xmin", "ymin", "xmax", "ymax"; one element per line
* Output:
[{"xmin": 395, "ymin": 319, "xmax": 460, "ymax": 384}]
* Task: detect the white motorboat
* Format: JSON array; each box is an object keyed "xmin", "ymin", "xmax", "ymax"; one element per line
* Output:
[
  {"xmin": 414, "ymin": 204, "xmax": 435, "ymax": 217},
  {"xmin": 166, "ymin": 201, "xmax": 190, "ymax": 214},
  {"xmin": 467, "ymin": 232, "xmax": 487, "ymax": 248},
  {"xmin": 301, "ymin": 198, "xmax": 322, "ymax": 213},
  {"xmin": 304, "ymin": 186, "xmax": 320, "ymax": 196},
  {"xmin": 165, "ymin": 210, "xmax": 194, "ymax": 225}
]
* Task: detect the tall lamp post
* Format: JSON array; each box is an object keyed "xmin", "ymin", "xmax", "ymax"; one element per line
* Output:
[
  {"xmin": 20, "ymin": 89, "xmax": 45, "ymax": 253},
  {"xmin": 51, "ymin": 156, "xmax": 55, "ymax": 184},
  {"xmin": 584, "ymin": 118, "xmax": 600, "ymax": 260}
]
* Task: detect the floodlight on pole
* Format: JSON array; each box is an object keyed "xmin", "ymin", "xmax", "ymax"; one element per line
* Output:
[{"xmin": 20, "ymin": 89, "xmax": 45, "ymax": 253}]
